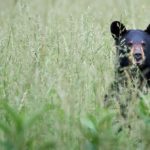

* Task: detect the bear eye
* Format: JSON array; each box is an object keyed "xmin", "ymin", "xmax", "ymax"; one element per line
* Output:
[
  {"xmin": 141, "ymin": 41, "xmax": 146, "ymax": 47},
  {"xmin": 128, "ymin": 41, "xmax": 133, "ymax": 47}
]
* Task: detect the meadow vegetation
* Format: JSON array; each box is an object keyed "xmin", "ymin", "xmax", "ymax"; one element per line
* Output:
[{"xmin": 0, "ymin": 0, "xmax": 150, "ymax": 149}]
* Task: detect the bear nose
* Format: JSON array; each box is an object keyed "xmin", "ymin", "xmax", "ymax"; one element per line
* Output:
[{"xmin": 134, "ymin": 53, "xmax": 142, "ymax": 61}]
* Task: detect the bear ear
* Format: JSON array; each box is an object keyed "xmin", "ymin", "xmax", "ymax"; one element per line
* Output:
[
  {"xmin": 110, "ymin": 21, "xmax": 127, "ymax": 40},
  {"xmin": 145, "ymin": 24, "xmax": 150, "ymax": 34}
]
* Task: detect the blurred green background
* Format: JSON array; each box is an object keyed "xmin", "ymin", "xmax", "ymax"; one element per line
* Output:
[{"xmin": 0, "ymin": 0, "xmax": 150, "ymax": 149}]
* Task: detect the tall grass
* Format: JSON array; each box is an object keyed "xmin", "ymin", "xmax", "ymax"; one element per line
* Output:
[{"xmin": 0, "ymin": 0, "xmax": 150, "ymax": 149}]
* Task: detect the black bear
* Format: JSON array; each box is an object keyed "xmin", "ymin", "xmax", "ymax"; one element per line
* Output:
[
  {"xmin": 111, "ymin": 21, "xmax": 150, "ymax": 79},
  {"xmin": 104, "ymin": 21, "xmax": 150, "ymax": 118}
]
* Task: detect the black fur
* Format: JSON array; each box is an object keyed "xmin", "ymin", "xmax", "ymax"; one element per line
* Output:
[{"xmin": 104, "ymin": 21, "xmax": 150, "ymax": 118}]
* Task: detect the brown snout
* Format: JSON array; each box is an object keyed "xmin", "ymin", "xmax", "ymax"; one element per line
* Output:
[{"xmin": 131, "ymin": 44, "xmax": 145, "ymax": 64}]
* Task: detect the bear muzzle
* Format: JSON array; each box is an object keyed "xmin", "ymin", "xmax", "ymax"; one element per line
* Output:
[{"xmin": 131, "ymin": 44, "xmax": 145, "ymax": 65}]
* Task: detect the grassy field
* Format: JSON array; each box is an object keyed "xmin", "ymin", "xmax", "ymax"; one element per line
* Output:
[{"xmin": 1, "ymin": 0, "xmax": 150, "ymax": 149}]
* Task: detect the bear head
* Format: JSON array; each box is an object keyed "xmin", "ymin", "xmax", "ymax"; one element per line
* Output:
[{"xmin": 110, "ymin": 21, "xmax": 150, "ymax": 69}]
